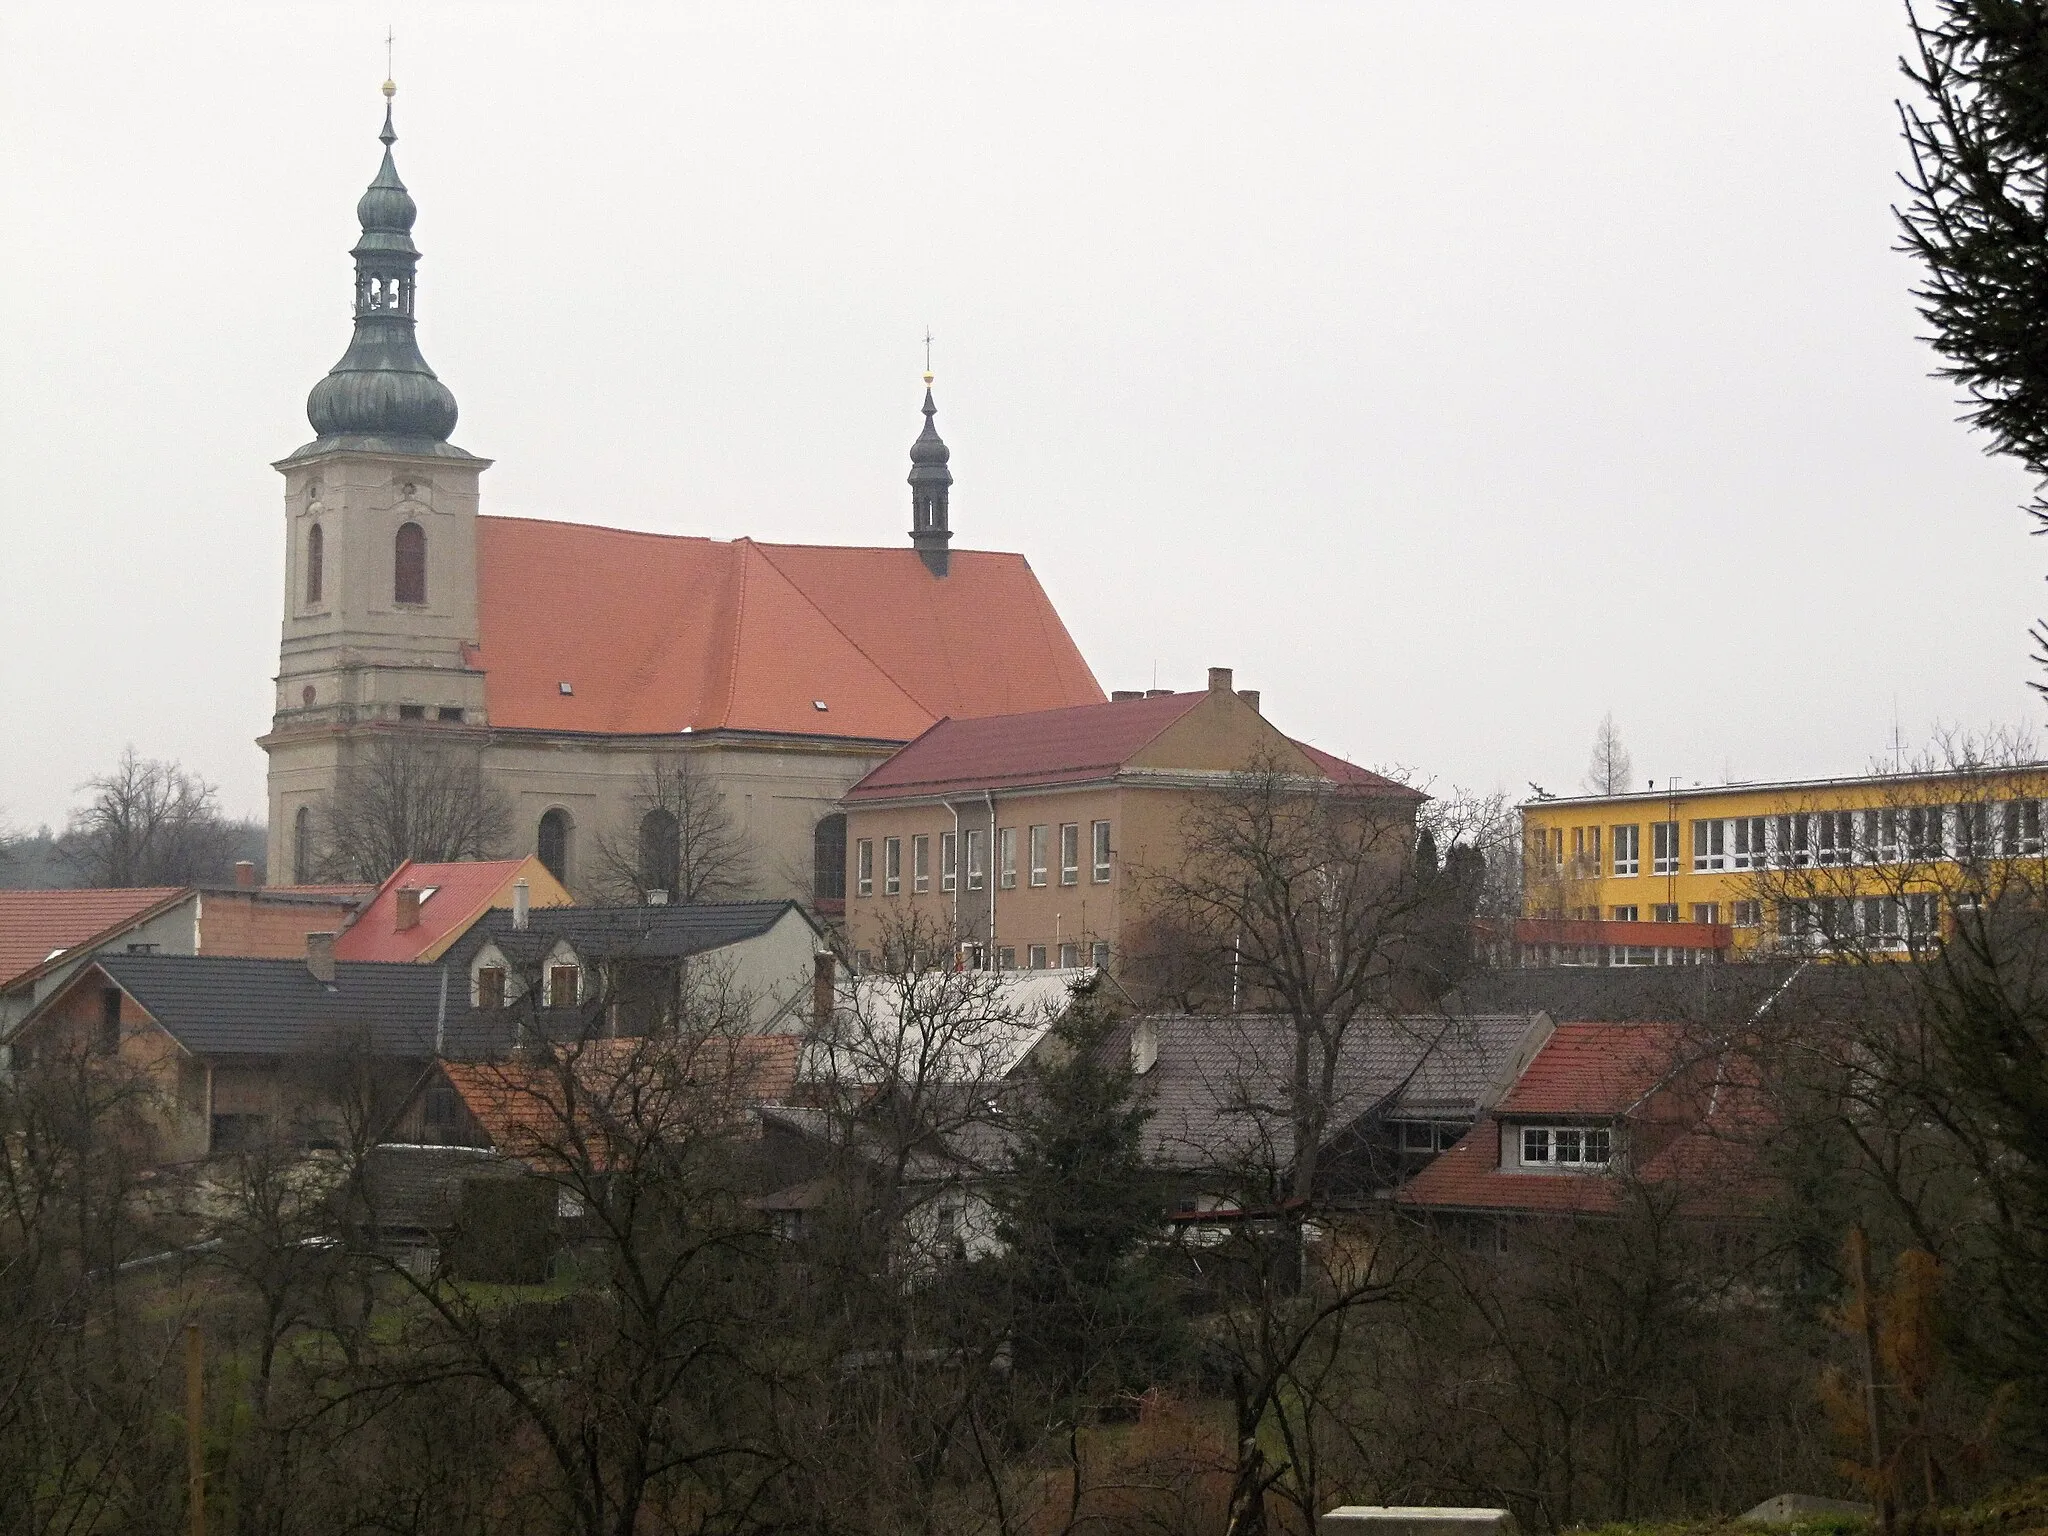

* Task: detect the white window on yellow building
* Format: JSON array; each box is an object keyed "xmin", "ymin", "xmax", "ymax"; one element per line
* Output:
[
  {"xmin": 1775, "ymin": 814, "xmax": 1811, "ymax": 868},
  {"xmin": 1732, "ymin": 899, "xmax": 1762, "ymax": 927},
  {"xmin": 1907, "ymin": 806, "xmax": 1945, "ymax": 861},
  {"xmin": 1816, "ymin": 811, "xmax": 1854, "ymax": 867},
  {"xmin": 1732, "ymin": 816, "xmax": 1767, "ymax": 870},
  {"xmin": 1691, "ymin": 903, "xmax": 1720, "ymax": 925},
  {"xmin": 1651, "ymin": 821, "xmax": 1680, "ymax": 875},
  {"xmin": 2001, "ymin": 799, "xmax": 2043, "ymax": 856},
  {"xmin": 1691, "ymin": 819, "xmax": 1726, "ymax": 872},
  {"xmin": 1612, "ymin": 825, "xmax": 1640, "ymax": 876},
  {"xmin": 1612, "ymin": 904, "xmax": 1638, "ymax": 922}
]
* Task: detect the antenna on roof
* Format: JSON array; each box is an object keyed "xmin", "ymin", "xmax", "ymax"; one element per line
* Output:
[{"xmin": 923, "ymin": 326, "xmax": 934, "ymax": 385}]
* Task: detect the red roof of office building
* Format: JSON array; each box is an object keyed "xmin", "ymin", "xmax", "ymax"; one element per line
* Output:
[
  {"xmin": 0, "ymin": 888, "xmax": 187, "ymax": 988},
  {"xmin": 1396, "ymin": 1022, "xmax": 1769, "ymax": 1219},
  {"xmin": 844, "ymin": 693, "xmax": 1421, "ymax": 801},
  {"xmin": 333, "ymin": 858, "xmax": 569, "ymax": 964},
  {"xmin": 469, "ymin": 521, "xmax": 1103, "ymax": 740}
]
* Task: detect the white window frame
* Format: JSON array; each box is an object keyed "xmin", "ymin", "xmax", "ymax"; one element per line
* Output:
[
  {"xmin": 883, "ymin": 837, "xmax": 902, "ymax": 897},
  {"xmin": 1651, "ymin": 821, "xmax": 1680, "ymax": 876},
  {"xmin": 1521, "ymin": 1124, "xmax": 1612, "ymax": 1169},
  {"xmin": 1612, "ymin": 824, "xmax": 1639, "ymax": 877},
  {"xmin": 940, "ymin": 831, "xmax": 957, "ymax": 892},
  {"xmin": 855, "ymin": 839, "xmax": 873, "ymax": 898},
  {"xmin": 1999, "ymin": 799, "xmax": 2044, "ymax": 857},
  {"xmin": 1815, "ymin": 810, "xmax": 1854, "ymax": 867},
  {"xmin": 1090, "ymin": 939, "xmax": 1110, "ymax": 968},
  {"xmin": 1732, "ymin": 816, "xmax": 1767, "ymax": 870},
  {"xmin": 1029, "ymin": 825, "xmax": 1048, "ymax": 887},
  {"xmin": 964, "ymin": 829, "xmax": 984, "ymax": 891},
  {"xmin": 1058, "ymin": 941, "xmax": 1080, "ymax": 968},
  {"xmin": 912, "ymin": 834, "xmax": 930, "ymax": 894},
  {"xmin": 1732, "ymin": 899, "xmax": 1761, "ymax": 927},
  {"xmin": 1059, "ymin": 823, "xmax": 1080, "ymax": 886},
  {"xmin": 1092, "ymin": 820, "xmax": 1111, "ymax": 883},
  {"xmin": 1026, "ymin": 944, "xmax": 1048, "ymax": 970},
  {"xmin": 1774, "ymin": 813, "xmax": 1810, "ymax": 868},
  {"xmin": 999, "ymin": 828, "xmax": 1017, "ymax": 889},
  {"xmin": 1611, "ymin": 904, "xmax": 1638, "ymax": 922},
  {"xmin": 1691, "ymin": 819, "xmax": 1726, "ymax": 872}
]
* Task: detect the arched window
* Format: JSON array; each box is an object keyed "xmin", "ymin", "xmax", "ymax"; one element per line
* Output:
[
  {"xmin": 305, "ymin": 524, "xmax": 324, "ymax": 606},
  {"xmin": 538, "ymin": 808, "xmax": 571, "ymax": 884},
  {"xmin": 813, "ymin": 813, "xmax": 847, "ymax": 901},
  {"xmin": 293, "ymin": 806, "xmax": 312, "ymax": 884},
  {"xmin": 639, "ymin": 808, "xmax": 680, "ymax": 899},
  {"xmin": 394, "ymin": 522, "xmax": 427, "ymax": 604}
]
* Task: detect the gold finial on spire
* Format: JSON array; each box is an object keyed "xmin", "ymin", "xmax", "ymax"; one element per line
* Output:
[
  {"xmin": 923, "ymin": 327, "xmax": 935, "ymax": 385},
  {"xmin": 382, "ymin": 25, "xmax": 397, "ymax": 96}
]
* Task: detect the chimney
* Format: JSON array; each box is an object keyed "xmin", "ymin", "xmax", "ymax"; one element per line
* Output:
[
  {"xmin": 1144, "ymin": 688, "xmax": 1173, "ymax": 698},
  {"xmin": 395, "ymin": 887, "xmax": 422, "ymax": 932},
  {"xmin": 1207, "ymin": 666, "xmax": 1234, "ymax": 694},
  {"xmin": 1237, "ymin": 688, "xmax": 1261, "ymax": 714},
  {"xmin": 812, "ymin": 951, "xmax": 837, "ymax": 1030},
  {"xmin": 306, "ymin": 931, "xmax": 337, "ymax": 984},
  {"xmin": 233, "ymin": 860, "xmax": 257, "ymax": 890},
  {"xmin": 512, "ymin": 878, "xmax": 530, "ymax": 931},
  {"xmin": 1110, "ymin": 690, "xmax": 1143, "ymax": 702},
  {"xmin": 1130, "ymin": 1017, "xmax": 1159, "ymax": 1076}
]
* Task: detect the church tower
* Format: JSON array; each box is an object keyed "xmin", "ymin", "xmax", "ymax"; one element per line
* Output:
[
  {"xmin": 262, "ymin": 83, "xmax": 490, "ymax": 882},
  {"xmin": 908, "ymin": 371, "xmax": 953, "ymax": 577}
]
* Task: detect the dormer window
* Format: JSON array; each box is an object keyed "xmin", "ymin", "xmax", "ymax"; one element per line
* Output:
[
  {"xmin": 546, "ymin": 963, "xmax": 581, "ymax": 1009},
  {"xmin": 1520, "ymin": 1125, "xmax": 1612, "ymax": 1168}
]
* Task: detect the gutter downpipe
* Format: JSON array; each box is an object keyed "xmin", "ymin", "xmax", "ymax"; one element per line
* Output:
[
  {"xmin": 985, "ymin": 790, "xmax": 998, "ymax": 968},
  {"xmin": 435, "ymin": 965, "xmax": 448, "ymax": 1057},
  {"xmin": 949, "ymin": 800, "xmax": 962, "ymax": 966}
]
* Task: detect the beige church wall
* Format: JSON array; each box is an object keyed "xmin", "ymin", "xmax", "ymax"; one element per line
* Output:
[{"xmin": 483, "ymin": 734, "xmax": 893, "ymax": 904}]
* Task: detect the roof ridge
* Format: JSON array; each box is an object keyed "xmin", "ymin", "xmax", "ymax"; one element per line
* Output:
[{"xmin": 745, "ymin": 541, "xmax": 931, "ymax": 721}]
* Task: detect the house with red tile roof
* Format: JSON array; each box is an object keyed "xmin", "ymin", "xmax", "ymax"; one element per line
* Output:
[
  {"xmin": 331, "ymin": 856, "xmax": 571, "ymax": 964},
  {"xmin": 259, "ymin": 96, "xmax": 1102, "ymax": 912},
  {"xmin": 0, "ymin": 879, "xmax": 369, "ymax": 1045},
  {"xmin": 838, "ymin": 665, "xmax": 1423, "ymax": 974},
  {"xmin": 1395, "ymin": 1021, "xmax": 1770, "ymax": 1226}
]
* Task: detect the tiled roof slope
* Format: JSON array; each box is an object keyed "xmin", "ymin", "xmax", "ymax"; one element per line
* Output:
[
  {"xmin": 94, "ymin": 953, "xmax": 450, "ymax": 1057},
  {"xmin": 440, "ymin": 1035, "xmax": 802, "ymax": 1162},
  {"xmin": 471, "ymin": 520, "xmax": 1103, "ymax": 739},
  {"xmin": 0, "ymin": 888, "xmax": 186, "ymax": 988},
  {"xmin": 453, "ymin": 900, "xmax": 812, "ymax": 967},
  {"xmin": 1098, "ymin": 1012, "xmax": 1550, "ymax": 1173},
  {"xmin": 1397, "ymin": 1022, "xmax": 1769, "ymax": 1219},
  {"xmin": 847, "ymin": 693, "xmax": 1208, "ymax": 799},
  {"xmin": 844, "ymin": 692, "xmax": 1422, "ymax": 802},
  {"xmin": 333, "ymin": 858, "xmax": 571, "ymax": 964},
  {"xmin": 1494, "ymin": 1022, "xmax": 1687, "ymax": 1116}
]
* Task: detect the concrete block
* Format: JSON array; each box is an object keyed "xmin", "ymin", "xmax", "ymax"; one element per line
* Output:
[{"xmin": 1321, "ymin": 1507, "xmax": 1513, "ymax": 1536}]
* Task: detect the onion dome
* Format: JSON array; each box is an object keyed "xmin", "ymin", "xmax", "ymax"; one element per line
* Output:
[{"xmin": 292, "ymin": 85, "xmax": 466, "ymax": 458}]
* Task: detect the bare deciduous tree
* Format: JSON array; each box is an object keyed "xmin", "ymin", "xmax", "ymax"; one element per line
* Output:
[
  {"xmin": 590, "ymin": 755, "xmax": 752, "ymax": 905},
  {"xmin": 61, "ymin": 748, "xmax": 241, "ymax": 886},
  {"xmin": 313, "ymin": 732, "xmax": 510, "ymax": 884},
  {"xmin": 1584, "ymin": 713, "xmax": 1633, "ymax": 797}
]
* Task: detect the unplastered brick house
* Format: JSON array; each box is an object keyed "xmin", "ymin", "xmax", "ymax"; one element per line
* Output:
[{"xmin": 838, "ymin": 667, "xmax": 1422, "ymax": 973}]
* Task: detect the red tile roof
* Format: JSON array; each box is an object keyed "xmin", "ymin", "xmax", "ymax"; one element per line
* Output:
[
  {"xmin": 842, "ymin": 693, "xmax": 1424, "ymax": 802},
  {"xmin": 1492, "ymin": 1022, "xmax": 1688, "ymax": 1116},
  {"xmin": 0, "ymin": 888, "xmax": 187, "ymax": 989},
  {"xmin": 440, "ymin": 1034, "xmax": 802, "ymax": 1164},
  {"xmin": 1396, "ymin": 1022, "xmax": 1770, "ymax": 1219},
  {"xmin": 845, "ymin": 692, "xmax": 1209, "ymax": 799},
  {"xmin": 332, "ymin": 858, "xmax": 571, "ymax": 964},
  {"xmin": 1288, "ymin": 740, "xmax": 1425, "ymax": 796},
  {"xmin": 471, "ymin": 520, "xmax": 1103, "ymax": 740}
]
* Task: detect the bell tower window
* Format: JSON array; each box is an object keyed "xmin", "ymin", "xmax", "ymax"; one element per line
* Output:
[
  {"xmin": 538, "ymin": 809, "xmax": 572, "ymax": 884},
  {"xmin": 394, "ymin": 522, "xmax": 427, "ymax": 604},
  {"xmin": 305, "ymin": 523, "xmax": 324, "ymax": 606}
]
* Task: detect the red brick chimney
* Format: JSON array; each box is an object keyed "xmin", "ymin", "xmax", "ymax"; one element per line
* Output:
[
  {"xmin": 233, "ymin": 860, "xmax": 257, "ymax": 890},
  {"xmin": 395, "ymin": 887, "xmax": 422, "ymax": 932}
]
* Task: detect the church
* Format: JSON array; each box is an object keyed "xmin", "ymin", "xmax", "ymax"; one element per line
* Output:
[{"xmin": 261, "ymin": 87, "xmax": 1103, "ymax": 903}]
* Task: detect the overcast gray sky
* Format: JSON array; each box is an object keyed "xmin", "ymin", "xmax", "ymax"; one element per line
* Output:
[{"xmin": 2, "ymin": 1, "xmax": 2037, "ymax": 830}]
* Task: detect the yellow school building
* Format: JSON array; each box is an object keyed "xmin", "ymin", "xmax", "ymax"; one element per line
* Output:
[{"xmin": 1513, "ymin": 762, "xmax": 2048, "ymax": 965}]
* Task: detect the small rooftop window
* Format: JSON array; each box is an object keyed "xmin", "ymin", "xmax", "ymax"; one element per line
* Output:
[
  {"xmin": 559, "ymin": 682, "xmax": 574, "ymax": 696},
  {"xmin": 813, "ymin": 700, "xmax": 829, "ymax": 711}
]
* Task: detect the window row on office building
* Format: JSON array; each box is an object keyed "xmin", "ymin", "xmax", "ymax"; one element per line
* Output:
[
  {"xmin": 1532, "ymin": 800, "xmax": 2043, "ymax": 878},
  {"xmin": 853, "ymin": 821, "xmax": 1114, "ymax": 898}
]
